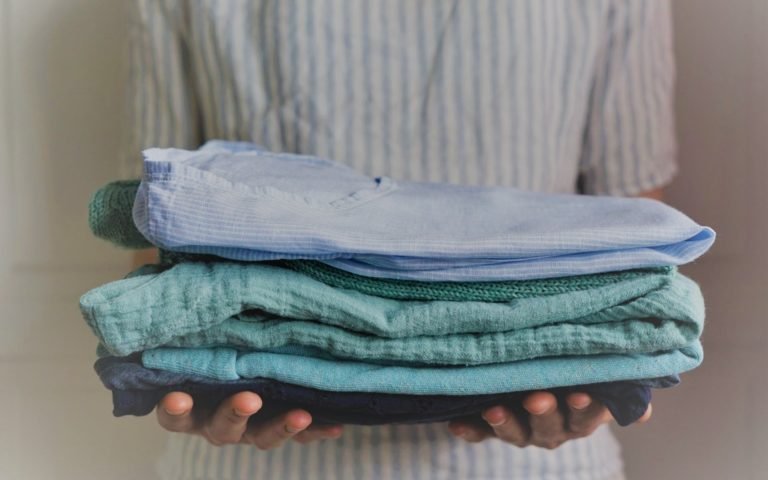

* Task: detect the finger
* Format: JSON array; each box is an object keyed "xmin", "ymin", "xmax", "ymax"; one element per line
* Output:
[
  {"xmin": 565, "ymin": 393, "xmax": 610, "ymax": 437},
  {"xmin": 447, "ymin": 420, "xmax": 469, "ymax": 437},
  {"xmin": 636, "ymin": 403, "xmax": 653, "ymax": 424},
  {"xmin": 481, "ymin": 405, "xmax": 530, "ymax": 447},
  {"xmin": 448, "ymin": 420, "xmax": 493, "ymax": 443},
  {"xmin": 293, "ymin": 424, "xmax": 344, "ymax": 444},
  {"xmin": 156, "ymin": 392, "xmax": 196, "ymax": 433},
  {"xmin": 204, "ymin": 392, "xmax": 263, "ymax": 445},
  {"xmin": 523, "ymin": 392, "xmax": 568, "ymax": 450},
  {"xmin": 244, "ymin": 409, "xmax": 312, "ymax": 450}
]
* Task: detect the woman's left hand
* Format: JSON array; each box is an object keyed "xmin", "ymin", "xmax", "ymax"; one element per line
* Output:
[{"xmin": 448, "ymin": 391, "xmax": 652, "ymax": 449}]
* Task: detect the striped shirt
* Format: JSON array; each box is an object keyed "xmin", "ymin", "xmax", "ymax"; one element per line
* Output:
[{"xmin": 123, "ymin": 0, "xmax": 677, "ymax": 478}]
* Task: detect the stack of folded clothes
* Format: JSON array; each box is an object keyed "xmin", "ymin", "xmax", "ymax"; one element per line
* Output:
[{"xmin": 81, "ymin": 141, "xmax": 715, "ymax": 427}]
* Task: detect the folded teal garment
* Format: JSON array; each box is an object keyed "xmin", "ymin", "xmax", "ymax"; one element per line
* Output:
[
  {"xmin": 161, "ymin": 273, "xmax": 701, "ymax": 365},
  {"xmin": 88, "ymin": 180, "xmax": 151, "ymax": 249},
  {"xmin": 141, "ymin": 344, "xmax": 703, "ymax": 395},
  {"xmin": 80, "ymin": 263, "xmax": 703, "ymax": 367},
  {"xmin": 283, "ymin": 259, "xmax": 672, "ymax": 302}
]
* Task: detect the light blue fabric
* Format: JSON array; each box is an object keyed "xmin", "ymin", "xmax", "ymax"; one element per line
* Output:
[
  {"xmin": 141, "ymin": 344, "xmax": 703, "ymax": 395},
  {"xmin": 133, "ymin": 142, "xmax": 714, "ymax": 281}
]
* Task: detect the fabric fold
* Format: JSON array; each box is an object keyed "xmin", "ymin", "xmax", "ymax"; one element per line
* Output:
[
  {"xmin": 130, "ymin": 142, "xmax": 714, "ymax": 281},
  {"xmin": 80, "ymin": 262, "xmax": 703, "ymax": 365},
  {"xmin": 88, "ymin": 179, "xmax": 678, "ymax": 301},
  {"xmin": 141, "ymin": 343, "xmax": 703, "ymax": 395},
  {"xmin": 95, "ymin": 356, "xmax": 668, "ymax": 426},
  {"xmin": 80, "ymin": 140, "xmax": 713, "ymax": 431}
]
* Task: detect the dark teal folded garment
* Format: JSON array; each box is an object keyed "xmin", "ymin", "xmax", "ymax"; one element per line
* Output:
[{"xmin": 88, "ymin": 180, "xmax": 152, "ymax": 249}]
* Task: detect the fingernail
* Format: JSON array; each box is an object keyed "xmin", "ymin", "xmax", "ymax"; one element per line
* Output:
[
  {"xmin": 483, "ymin": 407, "xmax": 507, "ymax": 426},
  {"xmin": 452, "ymin": 426, "xmax": 466, "ymax": 437},
  {"xmin": 571, "ymin": 400, "xmax": 591, "ymax": 410},
  {"xmin": 233, "ymin": 407, "xmax": 253, "ymax": 417},
  {"xmin": 164, "ymin": 406, "xmax": 186, "ymax": 416},
  {"xmin": 528, "ymin": 405, "xmax": 550, "ymax": 416},
  {"xmin": 285, "ymin": 422, "xmax": 309, "ymax": 434}
]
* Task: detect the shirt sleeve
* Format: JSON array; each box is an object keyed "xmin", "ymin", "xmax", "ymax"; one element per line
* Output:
[
  {"xmin": 578, "ymin": 0, "xmax": 678, "ymax": 196},
  {"xmin": 119, "ymin": 0, "xmax": 201, "ymax": 179}
]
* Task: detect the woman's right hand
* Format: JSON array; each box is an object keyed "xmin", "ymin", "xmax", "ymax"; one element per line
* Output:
[
  {"xmin": 156, "ymin": 391, "xmax": 344, "ymax": 448},
  {"xmin": 138, "ymin": 252, "xmax": 343, "ymax": 448}
]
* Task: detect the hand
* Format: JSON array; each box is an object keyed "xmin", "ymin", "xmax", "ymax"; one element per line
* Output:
[
  {"xmin": 156, "ymin": 391, "xmax": 344, "ymax": 449},
  {"xmin": 132, "ymin": 248, "xmax": 159, "ymax": 268},
  {"xmin": 448, "ymin": 391, "xmax": 652, "ymax": 449}
]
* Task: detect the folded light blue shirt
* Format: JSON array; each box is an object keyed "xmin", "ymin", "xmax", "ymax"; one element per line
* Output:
[{"xmin": 133, "ymin": 142, "xmax": 714, "ymax": 281}]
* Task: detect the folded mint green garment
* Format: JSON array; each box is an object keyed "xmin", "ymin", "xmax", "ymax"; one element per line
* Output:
[
  {"xmin": 141, "ymin": 344, "xmax": 703, "ymax": 395},
  {"xmin": 161, "ymin": 273, "xmax": 701, "ymax": 366},
  {"xmin": 80, "ymin": 262, "xmax": 703, "ymax": 367}
]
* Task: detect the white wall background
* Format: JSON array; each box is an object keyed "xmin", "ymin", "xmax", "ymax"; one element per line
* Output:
[
  {"xmin": 0, "ymin": 1, "xmax": 765, "ymax": 479},
  {"xmin": 0, "ymin": 1, "xmax": 163, "ymax": 479},
  {"xmin": 616, "ymin": 1, "xmax": 768, "ymax": 479}
]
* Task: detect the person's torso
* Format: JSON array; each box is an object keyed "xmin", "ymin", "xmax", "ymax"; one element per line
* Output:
[
  {"xmin": 159, "ymin": 423, "xmax": 624, "ymax": 480},
  {"xmin": 154, "ymin": 1, "xmax": 624, "ymax": 478},
  {"xmin": 176, "ymin": 0, "xmax": 613, "ymax": 192}
]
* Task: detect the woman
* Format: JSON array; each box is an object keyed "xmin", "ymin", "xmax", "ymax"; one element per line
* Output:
[{"xmin": 124, "ymin": 1, "xmax": 673, "ymax": 478}]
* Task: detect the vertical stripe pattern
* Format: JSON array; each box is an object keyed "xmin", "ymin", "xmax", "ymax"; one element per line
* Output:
[
  {"xmin": 126, "ymin": 0, "xmax": 678, "ymax": 478},
  {"xmin": 157, "ymin": 425, "xmax": 625, "ymax": 480}
]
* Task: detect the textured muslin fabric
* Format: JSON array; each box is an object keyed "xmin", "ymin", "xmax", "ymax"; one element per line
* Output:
[
  {"xmin": 95, "ymin": 356, "xmax": 661, "ymax": 426},
  {"xmin": 131, "ymin": 142, "xmax": 714, "ymax": 281},
  {"xmin": 141, "ymin": 343, "xmax": 702, "ymax": 395},
  {"xmin": 79, "ymin": 262, "xmax": 703, "ymax": 363}
]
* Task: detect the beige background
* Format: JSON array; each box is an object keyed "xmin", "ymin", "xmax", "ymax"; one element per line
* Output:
[{"xmin": 0, "ymin": 1, "xmax": 765, "ymax": 478}]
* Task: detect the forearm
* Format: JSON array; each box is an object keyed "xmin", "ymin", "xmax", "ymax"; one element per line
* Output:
[
  {"xmin": 634, "ymin": 187, "xmax": 664, "ymax": 201},
  {"xmin": 131, "ymin": 248, "xmax": 158, "ymax": 269}
]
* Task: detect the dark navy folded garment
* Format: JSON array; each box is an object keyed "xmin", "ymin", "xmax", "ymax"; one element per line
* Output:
[{"xmin": 96, "ymin": 356, "xmax": 677, "ymax": 426}]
